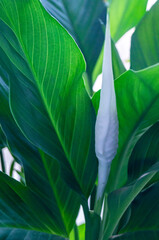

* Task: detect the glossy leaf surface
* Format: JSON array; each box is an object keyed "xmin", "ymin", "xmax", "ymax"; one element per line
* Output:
[
  {"xmin": 0, "ymin": 0, "xmax": 97, "ymax": 197},
  {"xmin": 0, "ymin": 171, "xmax": 68, "ymax": 235},
  {"xmin": 0, "ymin": 71, "xmax": 80, "ymax": 236},
  {"xmin": 131, "ymin": 1, "xmax": 159, "ymax": 70},
  {"xmin": 41, "ymin": 0, "xmax": 106, "ymax": 81},
  {"xmin": 108, "ymin": 65, "xmax": 159, "ymax": 191}
]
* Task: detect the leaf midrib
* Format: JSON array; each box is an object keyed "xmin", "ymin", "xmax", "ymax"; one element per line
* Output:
[
  {"xmin": 39, "ymin": 150, "xmax": 72, "ymax": 234},
  {"xmin": 0, "ymin": 77, "xmax": 69, "ymax": 235},
  {"xmin": 0, "ymin": 4, "xmax": 79, "ymax": 234},
  {"xmin": 1, "ymin": 0, "xmax": 82, "ymax": 186}
]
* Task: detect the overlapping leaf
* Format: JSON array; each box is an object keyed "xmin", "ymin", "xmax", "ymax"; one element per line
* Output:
[
  {"xmin": 92, "ymin": 40, "xmax": 126, "ymax": 84},
  {"xmin": 0, "ymin": 171, "xmax": 68, "ymax": 235},
  {"xmin": 0, "ymin": 70, "xmax": 80, "ymax": 236},
  {"xmin": 121, "ymin": 183, "xmax": 159, "ymax": 233},
  {"xmin": 131, "ymin": 1, "xmax": 159, "ymax": 70},
  {"xmin": 110, "ymin": 0, "xmax": 148, "ymax": 42},
  {"xmin": 107, "ymin": 65, "xmax": 159, "ymax": 191},
  {"xmin": 128, "ymin": 122, "xmax": 159, "ymax": 182},
  {"xmin": 0, "ymin": 0, "xmax": 97, "ymax": 197},
  {"xmin": 107, "ymin": 182, "xmax": 159, "ymax": 238},
  {"xmin": 41, "ymin": 0, "xmax": 106, "ymax": 83},
  {"xmin": 93, "ymin": 64, "xmax": 159, "ymax": 192},
  {"xmin": 102, "ymin": 170, "xmax": 157, "ymax": 239},
  {"xmin": 0, "ymin": 228, "xmax": 66, "ymax": 240}
]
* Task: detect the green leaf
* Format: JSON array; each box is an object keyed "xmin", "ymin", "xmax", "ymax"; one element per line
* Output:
[
  {"xmin": 0, "ymin": 148, "xmax": 6, "ymax": 173},
  {"xmin": 41, "ymin": 0, "xmax": 106, "ymax": 82},
  {"xmin": 121, "ymin": 183, "xmax": 159, "ymax": 233},
  {"xmin": 92, "ymin": 40, "xmax": 126, "ymax": 84},
  {"xmin": 108, "ymin": 65, "xmax": 159, "ymax": 191},
  {"xmin": 102, "ymin": 171, "xmax": 156, "ymax": 239},
  {"xmin": 0, "ymin": 228, "xmax": 66, "ymax": 240},
  {"xmin": 0, "ymin": 126, "xmax": 6, "ymax": 149},
  {"xmin": 116, "ymin": 207, "xmax": 131, "ymax": 234},
  {"xmin": 111, "ymin": 41, "xmax": 126, "ymax": 79},
  {"xmin": 0, "ymin": 73, "xmax": 80, "ymax": 235},
  {"xmin": 131, "ymin": 1, "xmax": 159, "ymax": 70},
  {"xmin": 0, "ymin": 171, "xmax": 70, "ymax": 236},
  {"xmin": 109, "ymin": 231, "xmax": 159, "ymax": 240},
  {"xmin": 93, "ymin": 64, "xmax": 159, "ymax": 192},
  {"xmin": 69, "ymin": 224, "xmax": 85, "ymax": 240},
  {"xmin": 128, "ymin": 122, "xmax": 159, "ymax": 182},
  {"xmin": 9, "ymin": 159, "xmax": 16, "ymax": 177},
  {"xmin": 0, "ymin": 0, "xmax": 97, "ymax": 197},
  {"xmin": 110, "ymin": 0, "xmax": 148, "ymax": 42}
]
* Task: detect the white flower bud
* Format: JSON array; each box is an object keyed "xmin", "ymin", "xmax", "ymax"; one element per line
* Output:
[{"xmin": 95, "ymin": 13, "xmax": 119, "ymax": 200}]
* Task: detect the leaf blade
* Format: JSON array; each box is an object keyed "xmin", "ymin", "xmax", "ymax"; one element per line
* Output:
[
  {"xmin": 0, "ymin": 69, "xmax": 80, "ymax": 235},
  {"xmin": 102, "ymin": 171, "xmax": 156, "ymax": 239},
  {"xmin": 109, "ymin": 231, "xmax": 159, "ymax": 240},
  {"xmin": 0, "ymin": 0, "xmax": 97, "ymax": 197},
  {"xmin": 121, "ymin": 183, "xmax": 159, "ymax": 233},
  {"xmin": 110, "ymin": 0, "xmax": 148, "ymax": 42},
  {"xmin": 41, "ymin": 0, "xmax": 106, "ymax": 81},
  {"xmin": 131, "ymin": 1, "xmax": 159, "ymax": 70},
  {"xmin": 93, "ymin": 64, "xmax": 159, "ymax": 192},
  {"xmin": 0, "ymin": 228, "xmax": 66, "ymax": 240}
]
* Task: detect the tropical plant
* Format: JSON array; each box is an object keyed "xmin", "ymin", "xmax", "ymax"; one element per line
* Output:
[{"xmin": 0, "ymin": 0, "xmax": 159, "ymax": 239}]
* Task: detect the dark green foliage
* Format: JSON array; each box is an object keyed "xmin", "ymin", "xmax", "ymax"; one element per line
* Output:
[{"xmin": 0, "ymin": 0, "xmax": 159, "ymax": 239}]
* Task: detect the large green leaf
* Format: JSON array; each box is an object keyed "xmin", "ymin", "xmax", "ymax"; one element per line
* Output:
[
  {"xmin": 110, "ymin": 182, "xmax": 159, "ymax": 237},
  {"xmin": 93, "ymin": 64, "xmax": 159, "ymax": 192},
  {"xmin": 0, "ymin": 0, "xmax": 97, "ymax": 197},
  {"xmin": 107, "ymin": 65, "xmax": 159, "ymax": 191},
  {"xmin": 128, "ymin": 122, "xmax": 159, "ymax": 182},
  {"xmin": 109, "ymin": 0, "xmax": 148, "ymax": 42},
  {"xmin": 0, "ymin": 228, "xmax": 66, "ymax": 240},
  {"xmin": 109, "ymin": 231, "xmax": 159, "ymax": 240},
  {"xmin": 0, "ymin": 171, "xmax": 70, "ymax": 236},
  {"xmin": 102, "ymin": 170, "xmax": 157, "ymax": 239},
  {"xmin": 121, "ymin": 182, "xmax": 159, "ymax": 233},
  {"xmin": 131, "ymin": 1, "xmax": 159, "ymax": 70},
  {"xmin": 0, "ymin": 72, "xmax": 80, "ymax": 235},
  {"xmin": 41, "ymin": 0, "xmax": 106, "ymax": 83},
  {"xmin": 40, "ymin": 0, "xmax": 148, "ymax": 79}
]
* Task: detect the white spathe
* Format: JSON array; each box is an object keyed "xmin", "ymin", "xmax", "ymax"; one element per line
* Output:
[{"xmin": 95, "ymin": 14, "xmax": 119, "ymax": 200}]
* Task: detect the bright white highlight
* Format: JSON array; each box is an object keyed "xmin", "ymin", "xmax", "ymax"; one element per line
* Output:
[
  {"xmin": 147, "ymin": 0, "xmax": 157, "ymax": 10},
  {"xmin": 95, "ymin": 14, "xmax": 119, "ymax": 200}
]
